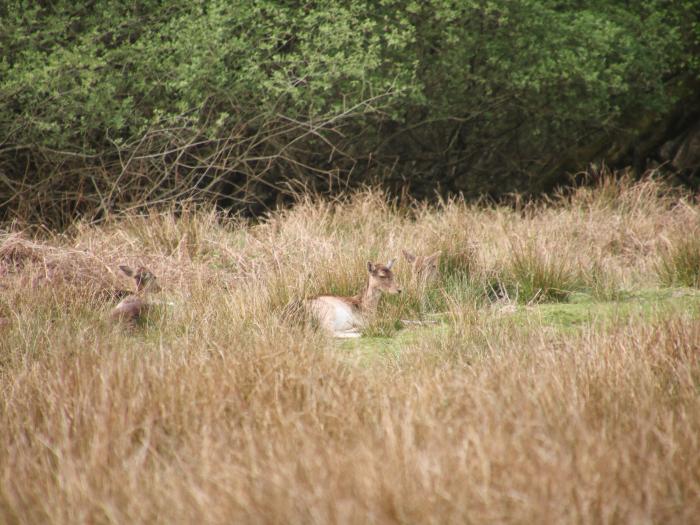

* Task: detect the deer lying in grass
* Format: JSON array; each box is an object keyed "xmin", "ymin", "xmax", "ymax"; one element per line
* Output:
[
  {"xmin": 308, "ymin": 259, "xmax": 402, "ymax": 338},
  {"xmin": 402, "ymin": 249, "xmax": 442, "ymax": 284},
  {"xmin": 110, "ymin": 265, "xmax": 161, "ymax": 324}
]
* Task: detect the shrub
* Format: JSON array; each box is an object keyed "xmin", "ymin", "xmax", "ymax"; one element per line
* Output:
[{"xmin": 1, "ymin": 1, "xmax": 698, "ymax": 224}]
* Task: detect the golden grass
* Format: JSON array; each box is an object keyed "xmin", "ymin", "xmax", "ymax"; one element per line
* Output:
[{"xmin": 1, "ymin": 176, "xmax": 699, "ymax": 523}]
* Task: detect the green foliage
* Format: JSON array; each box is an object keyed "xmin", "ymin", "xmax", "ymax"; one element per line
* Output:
[
  {"xmin": 0, "ymin": 0, "xmax": 417, "ymax": 150},
  {"xmin": 1, "ymin": 0, "xmax": 699, "ymax": 223}
]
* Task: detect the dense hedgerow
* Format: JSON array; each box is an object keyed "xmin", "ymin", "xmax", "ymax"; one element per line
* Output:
[{"xmin": 1, "ymin": 1, "xmax": 699, "ymax": 224}]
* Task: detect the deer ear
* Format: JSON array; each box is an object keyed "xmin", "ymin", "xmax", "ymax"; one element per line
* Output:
[
  {"xmin": 428, "ymin": 251, "xmax": 442, "ymax": 262},
  {"xmin": 386, "ymin": 258, "xmax": 395, "ymax": 270},
  {"xmin": 367, "ymin": 261, "xmax": 375, "ymax": 273},
  {"xmin": 118, "ymin": 265, "xmax": 134, "ymax": 277},
  {"xmin": 402, "ymin": 249, "xmax": 416, "ymax": 263}
]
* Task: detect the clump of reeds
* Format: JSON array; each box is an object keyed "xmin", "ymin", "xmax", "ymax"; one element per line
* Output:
[
  {"xmin": 497, "ymin": 238, "xmax": 582, "ymax": 303},
  {"xmin": 657, "ymin": 235, "xmax": 700, "ymax": 288}
]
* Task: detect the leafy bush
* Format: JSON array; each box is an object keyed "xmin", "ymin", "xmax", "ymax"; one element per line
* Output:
[{"xmin": 1, "ymin": 0, "xmax": 698, "ymax": 224}]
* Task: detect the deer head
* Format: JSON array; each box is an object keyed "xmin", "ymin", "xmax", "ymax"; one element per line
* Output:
[
  {"xmin": 118, "ymin": 265, "xmax": 161, "ymax": 293},
  {"xmin": 367, "ymin": 259, "xmax": 402, "ymax": 295},
  {"xmin": 402, "ymin": 249, "xmax": 441, "ymax": 283}
]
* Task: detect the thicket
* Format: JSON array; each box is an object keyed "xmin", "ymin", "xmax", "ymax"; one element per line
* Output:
[{"xmin": 1, "ymin": 0, "xmax": 699, "ymax": 225}]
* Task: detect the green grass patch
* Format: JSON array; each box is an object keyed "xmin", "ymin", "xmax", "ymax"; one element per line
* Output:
[{"xmin": 340, "ymin": 287, "xmax": 700, "ymax": 358}]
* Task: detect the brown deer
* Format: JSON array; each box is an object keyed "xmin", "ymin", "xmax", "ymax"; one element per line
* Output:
[
  {"xmin": 307, "ymin": 259, "xmax": 402, "ymax": 338},
  {"xmin": 402, "ymin": 249, "xmax": 441, "ymax": 284},
  {"xmin": 110, "ymin": 265, "xmax": 161, "ymax": 324}
]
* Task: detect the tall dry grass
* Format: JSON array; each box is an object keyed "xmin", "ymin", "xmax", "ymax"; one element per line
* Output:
[{"xmin": 1, "ymin": 176, "xmax": 699, "ymax": 523}]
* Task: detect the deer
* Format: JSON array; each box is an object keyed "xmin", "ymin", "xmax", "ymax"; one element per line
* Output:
[
  {"xmin": 110, "ymin": 264, "xmax": 161, "ymax": 324},
  {"xmin": 402, "ymin": 249, "xmax": 442, "ymax": 284},
  {"xmin": 307, "ymin": 259, "xmax": 402, "ymax": 338}
]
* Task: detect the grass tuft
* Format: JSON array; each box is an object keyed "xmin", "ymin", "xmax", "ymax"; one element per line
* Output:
[
  {"xmin": 657, "ymin": 235, "xmax": 700, "ymax": 288},
  {"xmin": 501, "ymin": 240, "xmax": 581, "ymax": 303}
]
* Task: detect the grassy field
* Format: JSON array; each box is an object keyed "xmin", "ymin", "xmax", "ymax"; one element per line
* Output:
[{"xmin": 1, "ymin": 177, "xmax": 699, "ymax": 524}]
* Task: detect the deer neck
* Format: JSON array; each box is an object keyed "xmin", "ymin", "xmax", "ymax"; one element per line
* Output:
[{"xmin": 357, "ymin": 280, "xmax": 382, "ymax": 312}]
